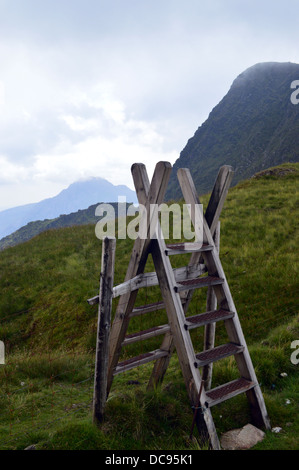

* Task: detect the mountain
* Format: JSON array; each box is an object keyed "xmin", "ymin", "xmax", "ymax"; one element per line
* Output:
[
  {"xmin": 0, "ymin": 178, "xmax": 137, "ymax": 240},
  {"xmin": 0, "ymin": 201, "xmax": 133, "ymax": 251},
  {"xmin": 166, "ymin": 62, "xmax": 299, "ymax": 199}
]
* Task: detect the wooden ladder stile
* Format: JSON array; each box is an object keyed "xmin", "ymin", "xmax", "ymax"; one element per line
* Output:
[
  {"xmin": 177, "ymin": 167, "xmax": 271, "ymax": 431},
  {"xmin": 89, "ymin": 161, "xmax": 271, "ymax": 450}
]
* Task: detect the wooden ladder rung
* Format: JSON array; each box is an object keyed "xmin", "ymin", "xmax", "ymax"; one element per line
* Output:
[
  {"xmin": 184, "ymin": 309, "xmax": 234, "ymax": 330},
  {"xmin": 113, "ymin": 349, "xmax": 169, "ymax": 375},
  {"xmin": 174, "ymin": 275, "xmax": 224, "ymax": 293},
  {"xmin": 194, "ymin": 342, "xmax": 244, "ymax": 368},
  {"xmin": 165, "ymin": 242, "xmax": 213, "ymax": 256},
  {"xmin": 129, "ymin": 298, "xmax": 188, "ymax": 318},
  {"xmin": 205, "ymin": 378, "xmax": 256, "ymax": 407},
  {"xmin": 87, "ymin": 295, "xmax": 99, "ymax": 305},
  {"xmin": 129, "ymin": 301, "xmax": 165, "ymax": 317},
  {"xmin": 122, "ymin": 324, "xmax": 170, "ymax": 346}
]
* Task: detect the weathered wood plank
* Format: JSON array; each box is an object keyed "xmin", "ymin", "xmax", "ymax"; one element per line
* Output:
[
  {"xmin": 174, "ymin": 275, "xmax": 224, "ymax": 292},
  {"xmin": 87, "ymin": 262, "xmax": 206, "ymax": 305},
  {"xmin": 202, "ymin": 221, "xmax": 220, "ymax": 390},
  {"xmin": 129, "ymin": 300, "xmax": 165, "ymax": 317},
  {"xmin": 205, "ymin": 378, "xmax": 256, "ymax": 407},
  {"xmin": 184, "ymin": 308, "xmax": 234, "ymax": 330},
  {"xmin": 177, "ymin": 166, "xmax": 233, "ymax": 314},
  {"xmin": 93, "ymin": 237, "xmax": 116, "ymax": 425},
  {"xmin": 106, "ymin": 162, "xmax": 172, "ymax": 395},
  {"xmin": 165, "ymin": 242, "xmax": 213, "ymax": 256},
  {"xmin": 113, "ymin": 349, "xmax": 169, "ymax": 375},
  {"xmin": 205, "ymin": 166, "xmax": 234, "ymax": 236},
  {"xmin": 122, "ymin": 324, "xmax": 171, "ymax": 346},
  {"xmin": 195, "ymin": 342, "xmax": 244, "ymax": 368}
]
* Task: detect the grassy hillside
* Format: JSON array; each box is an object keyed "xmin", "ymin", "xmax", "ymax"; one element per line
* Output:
[{"xmin": 0, "ymin": 163, "xmax": 298, "ymax": 450}]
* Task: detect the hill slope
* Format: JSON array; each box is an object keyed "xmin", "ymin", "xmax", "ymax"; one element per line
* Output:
[
  {"xmin": 0, "ymin": 177, "xmax": 137, "ymax": 240},
  {"xmin": 166, "ymin": 62, "xmax": 299, "ymax": 199},
  {"xmin": 0, "ymin": 163, "xmax": 298, "ymax": 352},
  {"xmin": 0, "ymin": 163, "xmax": 298, "ymax": 450},
  {"xmin": 0, "ymin": 202, "xmax": 131, "ymax": 251}
]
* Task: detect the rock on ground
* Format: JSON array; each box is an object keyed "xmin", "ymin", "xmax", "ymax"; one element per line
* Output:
[
  {"xmin": 220, "ymin": 424, "xmax": 265, "ymax": 450},
  {"xmin": 24, "ymin": 444, "xmax": 36, "ymax": 450}
]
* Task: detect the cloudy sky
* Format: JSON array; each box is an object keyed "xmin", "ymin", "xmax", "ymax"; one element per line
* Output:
[{"xmin": 0, "ymin": 0, "xmax": 298, "ymax": 210}]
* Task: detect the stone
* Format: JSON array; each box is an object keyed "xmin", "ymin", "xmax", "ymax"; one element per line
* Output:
[
  {"xmin": 24, "ymin": 444, "xmax": 36, "ymax": 450},
  {"xmin": 220, "ymin": 424, "xmax": 265, "ymax": 450}
]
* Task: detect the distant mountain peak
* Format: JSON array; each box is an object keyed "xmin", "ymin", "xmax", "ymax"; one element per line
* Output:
[
  {"xmin": 0, "ymin": 177, "xmax": 137, "ymax": 240},
  {"xmin": 166, "ymin": 61, "xmax": 299, "ymax": 199}
]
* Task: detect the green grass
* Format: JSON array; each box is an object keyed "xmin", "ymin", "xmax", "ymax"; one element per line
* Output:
[
  {"xmin": 0, "ymin": 316, "xmax": 298, "ymax": 450},
  {"xmin": 0, "ymin": 163, "xmax": 298, "ymax": 450}
]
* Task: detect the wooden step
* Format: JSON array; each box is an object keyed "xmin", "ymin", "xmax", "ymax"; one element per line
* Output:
[
  {"xmin": 174, "ymin": 275, "xmax": 224, "ymax": 293},
  {"xmin": 129, "ymin": 301, "xmax": 165, "ymax": 317},
  {"xmin": 194, "ymin": 342, "xmax": 244, "ymax": 368},
  {"xmin": 205, "ymin": 378, "xmax": 256, "ymax": 407},
  {"xmin": 129, "ymin": 297, "xmax": 188, "ymax": 318},
  {"xmin": 122, "ymin": 324, "xmax": 170, "ymax": 346},
  {"xmin": 165, "ymin": 242, "xmax": 213, "ymax": 256},
  {"xmin": 184, "ymin": 309, "xmax": 234, "ymax": 330},
  {"xmin": 113, "ymin": 349, "xmax": 169, "ymax": 375}
]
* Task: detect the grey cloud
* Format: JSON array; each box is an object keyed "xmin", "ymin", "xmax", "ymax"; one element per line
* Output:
[{"xmin": 0, "ymin": 0, "xmax": 299, "ymax": 206}]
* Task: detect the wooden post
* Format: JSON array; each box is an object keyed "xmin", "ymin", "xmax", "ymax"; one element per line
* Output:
[
  {"xmin": 202, "ymin": 221, "xmax": 220, "ymax": 390},
  {"xmin": 93, "ymin": 236, "xmax": 116, "ymax": 425}
]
